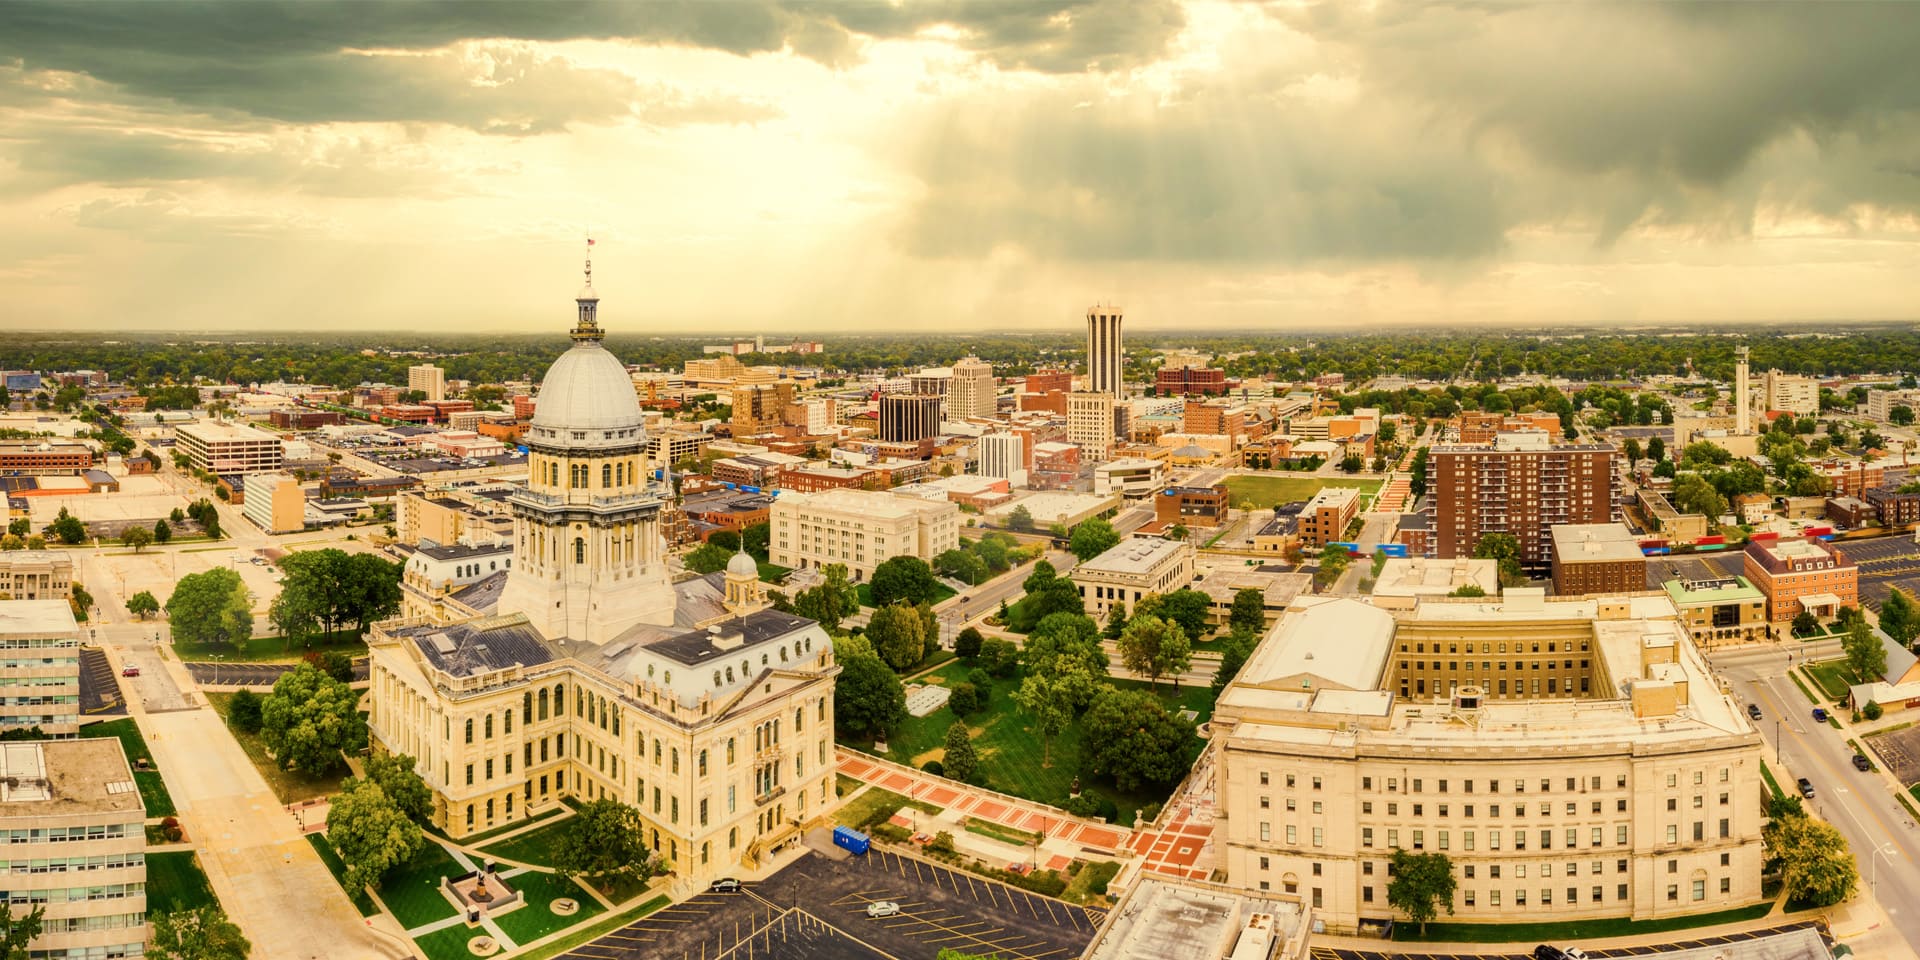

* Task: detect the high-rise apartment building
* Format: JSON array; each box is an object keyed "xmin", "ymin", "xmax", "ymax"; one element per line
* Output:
[
  {"xmin": 730, "ymin": 381, "xmax": 795, "ymax": 436},
  {"xmin": 977, "ymin": 432, "xmax": 1026, "ymax": 487},
  {"xmin": 1762, "ymin": 369, "xmax": 1818, "ymax": 417},
  {"xmin": 948, "ymin": 356, "xmax": 996, "ymax": 420},
  {"xmin": 408, "ymin": 363, "xmax": 447, "ymax": 402},
  {"xmin": 909, "ymin": 367, "xmax": 953, "ymax": 401},
  {"xmin": 1086, "ymin": 304, "xmax": 1124, "ymax": 397},
  {"xmin": 1432, "ymin": 434, "xmax": 1617, "ymax": 569},
  {"xmin": 1067, "ymin": 391, "xmax": 1116, "ymax": 462},
  {"xmin": 878, "ymin": 395, "xmax": 942, "ymax": 444}
]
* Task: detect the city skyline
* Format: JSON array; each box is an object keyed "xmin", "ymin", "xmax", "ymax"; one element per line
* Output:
[{"xmin": 3, "ymin": 2, "xmax": 1920, "ymax": 333}]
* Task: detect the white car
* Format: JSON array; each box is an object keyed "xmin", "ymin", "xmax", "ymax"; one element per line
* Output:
[{"xmin": 866, "ymin": 901, "xmax": 900, "ymax": 919}]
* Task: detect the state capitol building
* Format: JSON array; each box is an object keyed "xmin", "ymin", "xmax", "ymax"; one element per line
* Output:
[{"xmin": 365, "ymin": 251, "xmax": 839, "ymax": 884}]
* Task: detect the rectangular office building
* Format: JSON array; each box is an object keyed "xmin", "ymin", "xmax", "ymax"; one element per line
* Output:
[{"xmin": 0, "ymin": 600, "xmax": 82, "ymax": 737}]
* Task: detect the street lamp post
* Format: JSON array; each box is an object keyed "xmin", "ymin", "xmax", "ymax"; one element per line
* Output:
[{"xmin": 212, "ymin": 654, "xmax": 224, "ymax": 686}]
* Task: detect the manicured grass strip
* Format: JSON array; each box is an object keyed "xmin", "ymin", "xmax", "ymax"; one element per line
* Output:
[
  {"xmin": 175, "ymin": 629, "xmax": 367, "ymax": 664},
  {"xmin": 1804, "ymin": 658, "xmax": 1861, "ymax": 701},
  {"xmin": 491, "ymin": 871, "xmax": 606, "ymax": 945},
  {"xmin": 475, "ymin": 816, "xmax": 577, "ymax": 868},
  {"xmin": 375, "ymin": 842, "xmax": 465, "ymax": 929},
  {"xmin": 145, "ymin": 851, "xmax": 217, "ymax": 915},
  {"xmin": 434, "ymin": 806, "xmax": 566, "ymax": 846},
  {"xmin": 517, "ymin": 894, "xmax": 670, "ymax": 960},
  {"xmin": 1394, "ymin": 902, "xmax": 1773, "ymax": 942},
  {"xmin": 834, "ymin": 786, "xmax": 939, "ymax": 830},
  {"xmin": 1061, "ymin": 860, "xmax": 1121, "ymax": 905},
  {"xmin": 1787, "ymin": 670, "xmax": 1821, "ymax": 705},
  {"xmin": 965, "ymin": 818, "xmax": 1043, "ymax": 847},
  {"xmin": 1901, "ymin": 788, "xmax": 1920, "ymax": 824},
  {"xmin": 1760, "ymin": 761, "xmax": 1785, "ymax": 801},
  {"xmin": 85, "ymin": 719, "xmax": 176, "ymax": 817},
  {"xmin": 205, "ymin": 692, "xmax": 344, "ymax": 803},
  {"xmin": 306, "ymin": 834, "xmax": 379, "ymax": 916},
  {"xmin": 836, "ymin": 772, "xmax": 863, "ymax": 797},
  {"xmin": 1220, "ymin": 475, "xmax": 1381, "ymax": 511}
]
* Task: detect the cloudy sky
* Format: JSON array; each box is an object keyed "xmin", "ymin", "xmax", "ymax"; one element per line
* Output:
[{"xmin": 3, "ymin": 1, "xmax": 1919, "ymax": 335}]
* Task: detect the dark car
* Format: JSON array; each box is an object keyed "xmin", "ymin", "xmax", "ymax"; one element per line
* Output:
[
  {"xmin": 1812, "ymin": 707, "xmax": 1829, "ymax": 722},
  {"xmin": 1747, "ymin": 704, "xmax": 1763, "ymax": 720},
  {"xmin": 708, "ymin": 878, "xmax": 741, "ymax": 893},
  {"xmin": 1533, "ymin": 948, "xmax": 1567, "ymax": 960},
  {"xmin": 1853, "ymin": 754, "xmax": 1873, "ymax": 771},
  {"xmin": 1798, "ymin": 777, "xmax": 1816, "ymax": 799}
]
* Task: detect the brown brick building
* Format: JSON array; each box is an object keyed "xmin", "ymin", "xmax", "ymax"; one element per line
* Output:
[
  {"xmin": 1299, "ymin": 486, "xmax": 1361, "ymax": 548},
  {"xmin": 1432, "ymin": 437, "xmax": 1617, "ymax": 570},
  {"xmin": 1153, "ymin": 484, "xmax": 1229, "ymax": 530},
  {"xmin": 1743, "ymin": 537, "xmax": 1856, "ymax": 623},
  {"xmin": 1550, "ymin": 523, "xmax": 1647, "ymax": 596},
  {"xmin": 1155, "ymin": 366, "xmax": 1227, "ymax": 397}
]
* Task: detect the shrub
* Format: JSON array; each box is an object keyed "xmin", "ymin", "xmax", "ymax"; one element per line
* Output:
[
  {"xmin": 1865, "ymin": 700, "xmax": 1884, "ymax": 721},
  {"xmin": 1062, "ymin": 795, "xmax": 1100, "ymax": 819},
  {"xmin": 921, "ymin": 760, "xmax": 945, "ymax": 777},
  {"xmin": 871, "ymin": 823, "xmax": 910, "ymax": 844},
  {"xmin": 1141, "ymin": 801, "xmax": 1163, "ymax": 824},
  {"xmin": 1082, "ymin": 860, "xmax": 1121, "ymax": 896},
  {"xmin": 160, "ymin": 816, "xmax": 183, "ymax": 842},
  {"xmin": 948, "ymin": 682, "xmax": 979, "ymax": 716},
  {"xmin": 929, "ymin": 831, "xmax": 956, "ymax": 855}
]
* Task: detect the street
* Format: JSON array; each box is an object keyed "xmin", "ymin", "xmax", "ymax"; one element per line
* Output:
[{"xmin": 1711, "ymin": 641, "xmax": 1920, "ymax": 955}]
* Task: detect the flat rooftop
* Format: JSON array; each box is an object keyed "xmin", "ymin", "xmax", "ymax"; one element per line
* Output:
[
  {"xmin": 1301, "ymin": 486, "xmax": 1358, "ymax": 510},
  {"xmin": 1553, "ymin": 522, "xmax": 1645, "ymax": 563},
  {"xmin": 0, "ymin": 739, "xmax": 142, "ymax": 819},
  {"xmin": 1085, "ymin": 876, "xmax": 1304, "ymax": 960},
  {"xmin": 1076, "ymin": 536, "xmax": 1189, "ymax": 575},
  {"xmin": 0, "ymin": 599, "xmax": 80, "ymax": 636},
  {"xmin": 176, "ymin": 420, "xmax": 279, "ymax": 442}
]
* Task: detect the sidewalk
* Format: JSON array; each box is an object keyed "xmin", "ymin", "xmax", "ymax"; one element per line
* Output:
[{"xmin": 1310, "ymin": 897, "xmax": 1832, "ymax": 957}]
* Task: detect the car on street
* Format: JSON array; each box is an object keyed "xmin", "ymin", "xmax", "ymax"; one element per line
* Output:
[
  {"xmin": 708, "ymin": 878, "xmax": 741, "ymax": 893},
  {"xmin": 866, "ymin": 901, "xmax": 900, "ymax": 919},
  {"xmin": 120, "ymin": 666, "xmax": 139, "ymax": 677},
  {"xmin": 1853, "ymin": 754, "xmax": 1873, "ymax": 771},
  {"xmin": 1798, "ymin": 777, "xmax": 1816, "ymax": 799},
  {"xmin": 1747, "ymin": 704, "xmax": 1762, "ymax": 720},
  {"xmin": 1812, "ymin": 707, "xmax": 1829, "ymax": 722},
  {"xmin": 1533, "ymin": 947, "xmax": 1586, "ymax": 960}
]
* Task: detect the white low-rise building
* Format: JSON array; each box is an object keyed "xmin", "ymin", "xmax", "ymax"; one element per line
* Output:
[
  {"xmin": 1070, "ymin": 537, "xmax": 1198, "ymax": 621},
  {"xmin": 1095, "ymin": 458, "xmax": 1168, "ymax": 499},
  {"xmin": 768, "ymin": 488, "xmax": 960, "ymax": 581}
]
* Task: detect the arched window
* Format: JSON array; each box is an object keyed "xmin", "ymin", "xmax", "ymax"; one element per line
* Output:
[
  {"xmin": 779, "ymin": 647, "xmax": 788, "ymax": 662},
  {"xmin": 713, "ymin": 670, "xmax": 722, "ymax": 687},
  {"xmin": 464, "ymin": 718, "xmax": 473, "ymax": 744},
  {"xmin": 727, "ymin": 738, "xmax": 735, "ymax": 764},
  {"xmin": 794, "ymin": 708, "xmax": 803, "ymax": 733},
  {"xmin": 554, "ymin": 683, "xmax": 565, "ymax": 716},
  {"xmin": 671, "ymin": 749, "xmax": 679, "ymax": 774},
  {"xmin": 602, "ymin": 464, "xmax": 612, "ymax": 487},
  {"xmin": 574, "ymin": 537, "xmax": 586, "ymax": 564},
  {"xmin": 698, "ymin": 750, "xmax": 708, "ymax": 776},
  {"xmin": 484, "ymin": 714, "xmax": 493, "ymax": 738},
  {"xmin": 725, "ymin": 667, "xmax": 734, "ymax": 683},
  {"xmin": 729, "ymin": 827, "xmax": 738, "ymax": 850},
  {"xmin": 538, "ymin": 688, "xmax": 549, "ymax": 720},
  {"xmin": 523, "ymin": 692, "xmax": 532, "ymax": 724}
]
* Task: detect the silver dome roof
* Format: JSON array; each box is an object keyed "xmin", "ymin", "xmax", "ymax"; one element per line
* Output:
[{"xmin": 527, "ymin": 340, "xmax": 645, "ymax": 447}]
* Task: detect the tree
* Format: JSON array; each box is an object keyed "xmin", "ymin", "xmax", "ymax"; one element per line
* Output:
[
  {"xmin": 1165, "ymin": 523, "xmax": 1189, "ymax": 542},
  {"xmin": 553, "ymin": 798, "xmax": 659, "ymax": 884},
  {"xmin": 741, "ymin": 522, "xmax": 771, "ymax": 561},
  {"xmin": 934, "ymin": 548, "xmax": 988, "ymax": 586},
  {"xmin": 1313, "ymin": 548, "xmax": 1351, "ymax": 590},
  {"xmin": 120, "ymin": 526, "xmax": 152, "ymax": 552},
  {"xmin": 1339, "ymin": 454, "xmax": 1364, "ymax": 473},
  {"xmin": 260, "ymin": 663, "xmax": 367, "ymax": 775},
  {"xmin": 68, "ymin": 581, "xmax": 92, "ymax": 622},
  {"xmin": 1023, "ymin": 559, "xmax": 1057, "ymax": 593},
  {"xmin": 227, "ymin": 688, "xmax": 263, "ymax": 734},
  {"xmin": 165, "ymin": 567, "xmax": 253, "ymax": 650},
  {"xmin": 48, "ymin": 508, "xmax": 85, "ymax": 545},
  {"xmin": 834, "ymin": 650, "xmax": 907, "ymax": 737},
  {"xmin": 362, "ymin": 752, "xmax": 432, "ymax": 824},
  {"xmin": 1067, "ymin": 517, "xmax": 1120, "ymax": 562},
  {"xmin": 948, "ymin": 682, "xmax": 979, "ymax": 715},
  {"xmin": 327, "ymin": 778, "xmax": 423, "ymax": 893},
  {"xmin": 127, "ymin": 590, "xmax": 160, "ymax": 620},
  {"xmin": 1792, "ymin": 610, "xmax": 1819, "ymax": 637},
  {"xmin": 1226, "ymin": 588, "xmax": 1266, "ymax": 637},
  {"xmin": 148, "ymin": 904, "xmax": 251, "ymax": 960},
  {"xmin": 793, "ymin": 563, "xmax": 859, "ymax": 632},
  {"xmin": 954, "ymin": 626, "xmax": 984, "ymax": 660},
  {"xmin": 1012, "ymin": 669, "xmax": 1090, "ymax": 767},
  {"xmin": 1471, "ymin": 532, "xmax": 1525, "ymax": 586},
  {"xmin": 1880, "ymin": 588, "xmax": 1917, "ymax": 648},
  {"xmin": 1024, "ymin": 613, "xmax": 1108, "ymax": 681},
  {"xmin": 1844, "ymin": 618, "xmax": 1887, "ymax": 682},
  {"xmin": 1647, "ymin": 435, "xmax": 1666, "ymax": 462},
  {"xmin": 1622, "ymin": 438, "xmax": 1643, "ymax": 462},
  {"xmin": 1007, "ymin": 504, "xmax": 1035, "ymax": 533},
  {"xmin": 1764, "ymin": 809, "xmax": 1857, "ymax": 907},
  {"xmin": 977, "ymin": 637, "xmax": 1019, "ymax": 677},
  {"xmin": 1671, "ymin": 474, "xmax": 1729, "ymax": 521},
  {"xmin": 1117, "ymin": 615, "xmax": 1191, "ymax": 691},
  {"xmin": 868, "ymin": 603, "xmax": 928, "ymax": 672},
  {"xmin": 1081, "ymin": 687, "xmax": 1193, "ymax": 792},
  {"xmin": 1447, "ymin": 583, "xmax": 1488, "ymax": 598},
  {"xmin": 1893, "ymin": 405, "xmax": 1915, "ymax": 427},
  {"xmin": 1156, "ymin": 588, "xmax": 1212, "ymax": 639},
  {"xmin": 1103, "ymin": 602, "xmax": 1128, "ymax": 640},
  {"xmin": 1408, "ymin": 446, "xmax": 1430, "ymax": 498},
  {"xmin": 942, "ymin": 721, "xmax": 979, "ymax": 784},
  {"xmin": 871, "ymin": 556, "xmax": 940, "ymax": 607},
  {"xmin": 152, "ymin": 517, "xmax": 172, "ymax": 544},
  {"xmin": 1386, "ymin": 849, "xmax": 1457, "ymax": 935},
  {"xmin": 0, "ymin": 903, "xmax": 46, "ymax": 960},
  {"xmin": 1211, "ymin": 629, "xmax": 1259, "ymax": 697},
  {"xmin": 684, "ymin": 542, "xmax": 732, "ymax": 574},
  {"xmin": 0, "ymin": 534, "xmax": 18, "ymax": 552}
]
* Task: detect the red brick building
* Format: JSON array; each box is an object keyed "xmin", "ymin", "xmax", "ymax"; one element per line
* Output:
[
  {"xmin": 1431, "ymin": 438, "xmax": 1617, "ymax": 569},
  {"xmin": 1155, "ymin": 367, "xmax": 1227, "ymax": 397}
]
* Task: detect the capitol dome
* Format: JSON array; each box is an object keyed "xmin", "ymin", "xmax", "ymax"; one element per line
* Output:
[{"xmin": 524, "ymin": 254, "xmax": 646, "ymax": 451}]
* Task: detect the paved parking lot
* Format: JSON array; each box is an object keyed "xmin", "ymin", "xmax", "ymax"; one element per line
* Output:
[
  {"xmin": 1837, "ymin": 537, "xmax": 1920, "ymax": 612},
  {"xmin": 560, "ymin": 848, "xmax": 1103, "ymax": 960},
  {"xmin": 1867, "ymin": 725, "xmax": 1920, "ymax": 785}
]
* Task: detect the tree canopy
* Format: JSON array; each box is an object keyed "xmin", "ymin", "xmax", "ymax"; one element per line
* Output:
[
  {"xmin": 871, "ymin": 555, "xmax": 940, "ymax": 607},
  {"xmin": 1068, "ymin": 517, "xmax": 1120, "ymax": 562},
  {"xmin": 260, "ymin": 663, "xmax": 367, "ymax": 775},
  {"xmin": 327, "ymin": 778, "xmax": 424, "ymax": 894},
  {"xmin": 1081, "ymin": 687, "xmax": 1194, "ymax": 792},
  {"xmin": 165, "ymin": 567, "xmax": 253, "ymax": 651},
  {"xmin": 834, "ymin": 647, "xmax": 907, "ymax": 738},
  {"xmin": 1387, "ymin": 849, "xmax": 1457, "ymax": 934},
  {"xmin": 553, "ymin": 798, "xmax": 659, "ymax": 884},
  {"xmin": 868, "ymin": 602, "xmax": 929, "ymax": 673},
  {"xmin": 149, "ymin": 905, "xmax": 251, "ymax": 960},
  {"xmin": 1117, "ymin": 615, "xmax": 1191, "ymax": 690}
]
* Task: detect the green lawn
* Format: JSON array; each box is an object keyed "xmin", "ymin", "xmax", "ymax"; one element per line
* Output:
[
  {"xmin": 1108, "ymin": 677, "xmax": 1221, "ymax": 725},
  {"xmin": 1760, "ymin": 761, "xmax": 1785, "ymax": 801},
  {"xmin": 377, "ymin": 842, "xmax": 466, "ymax": 929},
  {"xmin": 432, "ymin": 806, "xmax": 566, "ymax": 846},
  {"xmin": 833, "ymin": 786, "xmax": 940, "ymax": 830},
  {"xmin": 857, "ymin": 582, "xmax": 958, "ymax": 609},
  {"xmin": 519, "ymin": 895, "xmax": 669, "ymax": 960},
  {"xmin": 491, "ymin": 871, "xmax": 606, "ymax": 945},
  {"xmin": 145, "ymin": 851, "xmax": 217, "ymax": 916},
  {"xmin": 757, "ymin": 561, "xmax": 792, "ymax": 584},
  {"xmin": 840, "ymin": 660, "xmax": 1212, "ymax": 817},
  {"xmin": 1395, "ymin": 902, "xmax": 1774, "ymax": 942},
  {"xmin": 83, "ymin": 718, "xmax": 175, "ymax": 817},
  {"xmin": 1804, "ymin": 658, "xmax": 1863, "ymax": 701},
  {"xmin": 174, "ymin": 629, "xmax": 367, "ymax": 663},
  {"xmin": 205, "ymin": 692, "xmax": 345, "ymax": 803},
  {"xmin": 306, "ymin": 834, "xmax": 379, "ymax": 916},
  {"xmin": 413, "ymin": 923, "xmax": 495, "ymax": 960},
  {"xmin": 1221, "ymin": 475, "xmax": 1380, "ymax": 512},
  {"xmin": 964, "ymin": 819, "xmax": 1042, "ymax": 846},
  {"xmin": 475, "ymin": 815, "xmax": 577, "ymax": 868}
]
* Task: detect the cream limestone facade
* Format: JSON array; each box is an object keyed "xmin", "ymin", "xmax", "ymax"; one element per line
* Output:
[
  {"xmin": 1211, "ymin": 590, "xmax": 1765, "ymax": 933},
  {"xmin": 768, "ymin": 488, "xmax": 960, "ymax": 582},
  {"xmin": 367, "ymin": 258, "xmax": 839, "ymax": 884}
]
